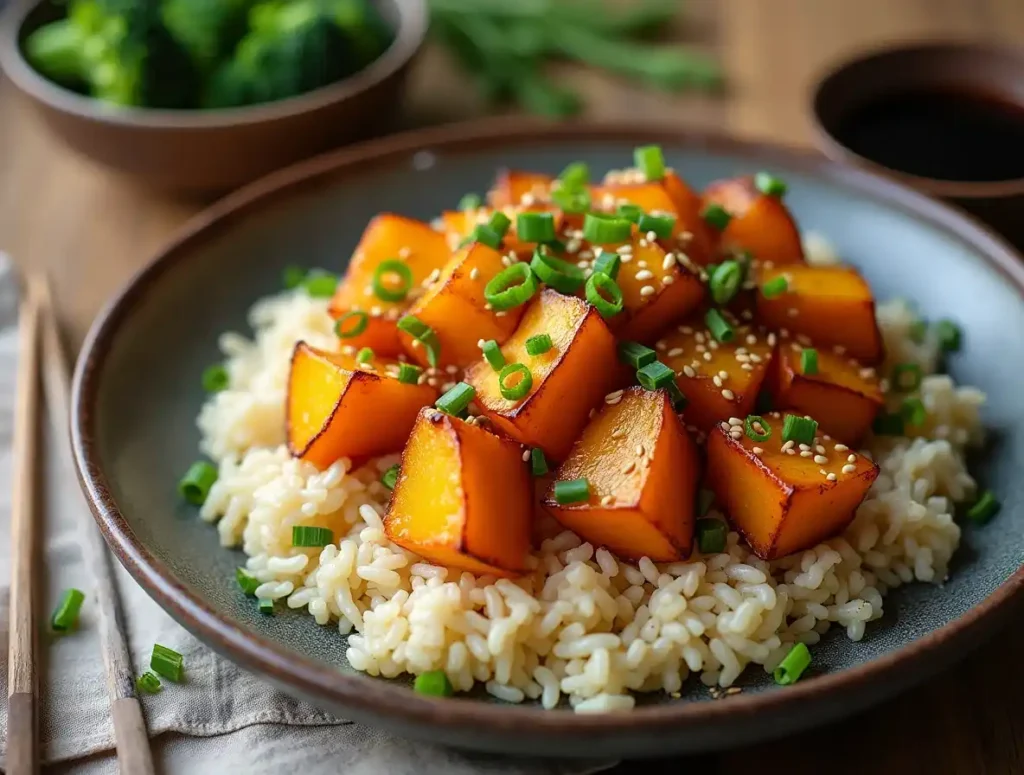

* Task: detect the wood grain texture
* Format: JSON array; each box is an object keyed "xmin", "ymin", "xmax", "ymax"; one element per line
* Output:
[{"xmin": 1, "ymin": 1, "xmax": 1023, "ymax": 772}]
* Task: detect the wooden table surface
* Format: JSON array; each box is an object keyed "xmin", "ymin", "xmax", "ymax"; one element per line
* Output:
[{"xmin": 3, "ymin": 1, "xmax": 1024, "ymax": 772}]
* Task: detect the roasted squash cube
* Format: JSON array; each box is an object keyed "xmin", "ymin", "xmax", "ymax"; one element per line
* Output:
[
  {"xmin": 602, "ymin": 233, "xmax": 705, "ymax": 343},
  {"xmin": 441, "ymin": 206, "xmax": 564, "ymax": 259},
  {"xmin": 702, "ymin": 176, "xmax": 804, "ymax": 267},
  {"xmin": 706, "ymin": 412, "xmax": 879, "ymax": 559},
  {"xmin": 657, "ymin": 319, "xmax": 774, "ymax": 432},
  {"xmin": 488, "ymin": 170, "xmax": 555, "ymax": 209},
  {"xmin": 544, "ymin": 388, "xmax": 700, "ymax": 561},
  {"xmin": 769, "ymin": 341, "xmax": 884, "ymax": 446},
  {"xmin": 755, "ymin": 265, "xmax": 884, "ymax": 364},
  {"xmin": 328, "ymin": 214, "xmax": 452, "ymax": 357},
  {"xmin": 399, "ymin": 243, "xmax": 524, "ymax": 368},
  {"xmin": 590, "ymin": 182, "xmax": 680, "ymax": 224},
  {"xmin": 465, "ymin": 289, "xmax": 622, "ymax": 460},
  {"xmin": 384, "ymin": 408, "xmax": 532, "ymax": 577},
  {"xmin": 661, "ymin": 170, "xmax": 717, "ymax": 266},
  {"xmin": 287, "ymin": 342, "xmax": 437, "ymax": 469}
]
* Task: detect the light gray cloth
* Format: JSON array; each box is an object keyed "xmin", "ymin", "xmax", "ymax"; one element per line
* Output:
[{"xmin": 0, "ymin": 256, "xmax": 611, "ymax": 774}]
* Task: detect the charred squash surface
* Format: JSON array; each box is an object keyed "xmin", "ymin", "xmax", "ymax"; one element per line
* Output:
[{"xmin": 702, "ymin": 176, "xmax": 805, "ymax": 267}]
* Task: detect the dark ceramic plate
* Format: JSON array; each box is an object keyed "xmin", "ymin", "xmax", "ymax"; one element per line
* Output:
[{"xmin": 71, "ymin": 122, "xmax": 1024, "ymax": 759}]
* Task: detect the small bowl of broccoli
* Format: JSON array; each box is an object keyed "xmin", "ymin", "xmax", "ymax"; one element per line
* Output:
[{"xmin": 0, "ymin": 0, "xmax": 427, "ymax": 192}]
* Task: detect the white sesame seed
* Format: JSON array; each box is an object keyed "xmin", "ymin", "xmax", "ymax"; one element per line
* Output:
[
  {"xmin": 741, "ymin": 364, "xmax": 753, "ymax": 371},
  {"xmin": 713, "ymin": 375, "xmax": 722, "ymax": 387},
  {"xmin": 495, "ymin": 311, "xmax": 507, "ymax": 317},
  {"xmin": 721, "ymin": 389, "xmax": 735, "ymax": 400},
  {"xmin": 646, "ymin": 231, "xmax": 657, "ymax": 242},
  {"xmin": 799, "ymin": 444, "xmax": 810, "ymax": 451},
  {"xmin": 638, "ymin": 239, "xmax": 649, "ymax": 248},
  {"xmin": 620, "ymin": 253, "xmax": 633, "ymax": 263},
  {"xmin": 600, "ymin": 495, "xmax": 615, "ymax": 507},
  {"xmin": 640, "ymin": 285, "xmax": 656, "ymax": 297},
  {"xmin": 834, "ymin": 345, "xmax": 846, "ymax": 355},
  {"xmin": 484, "ymin": 303, "xmax": 493, "ymax": 311},
  {"xmin": 767, "ymin": 333, "xmax": 777, "ymax": 346},
  {"xmin": 800, "ymin": 450, "xmax": 812, "ymax": 458},
  {"xmin": 847, "ymin": 454, "xmax": 857, "ymax": 463},
  {"xmin": 682, "ymin": 365, "xmax": 696, "ymax": 378},
  {"xmin": 728, "ymin": 417, "xmax": 743, "ymax": 426},
  {"xmin": 477, "ymin": 339, "xmax": 486, "ymax": 349},
  {"xmin": 501, "ymin": 256, "xmax": 513, "ymax": 267},
  {"xmin": 370, "ymin": 306, "xmax": 383, "ymax": 317},
  {"xmin": 813, "ymin": 455, "xmax": 828, "ymax": 464},
  {"xmin": 842, "ymin": 464, "xmax": 856, "ymax": 474},
  {"xmin": 618, "ymin": 244, "xmax": 633, "ymax": 254},
  {"xmin": 785, "ymin": 448, "xmax": 796, "ymax": 455},
  {"xmin": 636, "ymin": 270, "xmax": 654, "ymax": 281},
  {"xmin": 611, "ymin": 428, "xmax": 625, "ymax": 439},
  {"xmin": 752, "ymin": 447, "xmax": 763, "ymax": 455},
  {"xmin": 819, "ymin": 469, "xmax": 828, "ymax": 476},
  {"xmin": 622, "ymin": 461, "xmax": 636, "ymax": 474},
  {"xmin": 703, "ymin": 352, "xmax": 713, "ymax": 362},
  {"xmin": 662, "ymin": 255, "xmax": 676, "ymax": 272},
  {"xmin": 470, "ymin": 267, "xmax": 480, "ymax": 280},
  {"xmin": 827, "ymin": 473, "xmax": 838, "ymax": 481},
  {"xmin": 729, "ymin": 430, "xmax": 743, "ymax": 440},
  {"xmin": 859, "ymin": 367, "xmax": 876, "ymax": 379},
  {"xmin": 635, "ymin": 444, "xmax": 644, "ymax": 456},
  {"xmin": 668, "ymin": 347, "xmax": 684, "ymax": 358},
  {"xmin": 656, "ymin": 340, "xmax": 668, "ymax": 351},
  {"xmin": 781, "ymin": 440, "xmax": 794, "ymax": 451},
  {"xmin": 718, "ymin": 370, "xmax": 729, "ymax": 380},
  {"xmin": 522, "ymin": 449, "xmax": 531, "ymax": 462},
  {"xmin": 816, "ymin": 445, "xmax": 826, "ymax": 454},
  {"xmin": 398, "ymin": 246, "xmax": 412, "ymax": 259}
]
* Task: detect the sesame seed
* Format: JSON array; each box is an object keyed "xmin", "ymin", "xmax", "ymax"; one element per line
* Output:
[
  {"xmin": 720, "ymin": 421, "xmax": 730, "ymax": 431},
  {"xmin": 622, "ymin": 461, "xmax": 636, "ymax": 474},
  {"xmin": 427, "ymin": 268, "xmax": 441, "ymax": 284},
  {"xmin": 662, "ymin": 255, "xmax": 676, "ymax": 272},
  {"xmin": 646, "ymin": 230, "xmax": 657, "ymax": 242},
  {"xmin": 713, "ymin": 375, "xmax": 722, "ymax": 387},
  {"xmin": 752, "ymin": 447, "xmax": 763, "ymax": 455},
  {"xmin": 746, "ymin": 334, "xmax": 757, "ymax": 345},
  {"xmin": 729, "ymin": 417, "xmax": 743, "ymax": 427},
  {"xmin": 522, "ymin": 449, "xmax": 531, "ymax": 462},
  {"xmin": 799, "ymin": 444, "xmax": 810, "ymax": 451},
  {"xmin": 834, "ymin": 345, "xmax": 847, "ymax": 355},
  {"xmin": 815, "ymin": 445, "xmax": 826, "ymax": 454},
  {"xmin": 721, "ymin": 389, "xmax": 735, "ymax": 400},
  {"xmin": 787, "ymin": 308, "xmax": 799, "ymax": 317},
  {"xmin": 730, "ymin": 430, "xmax": 743, "ymax": 440},
  {"xmin": 606, "ymin": 392, "xmax": 624, "ymax": 405},
  {"xmin": 835, "ymin": 443, "xmax": 849, "ymax": 451},
  {"xmin": 859, "ymin": 367, "xmax": 876, "ymax": 379},
  {"xmin": 579, "ymin": 250, "xmax": 594, "ymax": 260},
  {"xmin": 682, "ymin": 365, "xmax": 696, "ymax": 378},
  {"xmin": 667, "ymin": 347, "xmax": 684, "ymax": 358},
  {"xmin": 577, "ymin": 260, "xmax": 590, "ymax": 269},
  {"xmin": 741, "ymin": 364, "xmax": 753, "ymax": 371},
  {"xmin": 600, "ymin": 495, "xmax": 615, "ymax": 507},
  {"xmin": 800, "ymin": 450, "xmax": 812, "ymax": 458},
  {"xmin": 620, "ymin": 253, "xmax": 633, "ymax": 263},
  {"xmin": 662, "ymin": 275, "xmax": 675, "ymax": 285},
  {"xmin": 827, "ymin": 473, "xmax": 838, "ymax": 481},
  {"xmin": 611, "ymin": 428, "xmax": 625, "ymax": 439},
  {"xmin": 819, "ymin": 469, "xmax": 828, "ymax": 476},
  {"xmin": 767, "ymin": 333, "xmax": 777, "ymax": 346},
  {"xmin": 735, "ymin": 353, "xmax": 751, "ymax": 363},
  {"xmin": 656, "ymin": 340, "xmax": 668, "ymax": 351},
  {"xmin": 796, "ymin": 334, "xmax": 812, "ymax": 346},
  {"xmin": 589, "ymin": 408, "xmax": 596, "ymax": 418},
  {"xmin": 813, "ymin": 455, "xmax": 828, "ymax": 464},
  {"xmin": 842, "ymin": 464, "xmax": 856, "ymax": 474},
  {"xmin": 638, "ymin": 239, "xmax": 649, "ymax": 247},
  {"xmin": 484, "ymin": 303, "xmax": 493, "ymax": 311},
  {"xmin": 398, "ymin": 247, "xmax": 412, "ymax": 259},
  {"xmin": 718, "ymin": 370, "xmax": 729, "ymax": 380},
  {"xmin": 477, "ymin": 339, "xmax": 486, "ymax": 349},
  {"xmin": 785, "ymin": 448, "xmax": 796, "ymax": 455},
  {"xmin": 635, "ymin": 269, "xmax": 654, "ymax": 281},
  {"xmin": 640, "ymin": 285, "xmax": 656, "ymax": 298},
  {"xmin": 781, "ymin": 440, "xmax": 794, "ymax": 451},
  {"xmin": 370, "ymin": 306, "xmax": 382, "ymax": 317},
  {"xmin": 847, "ymin": 454, "xmax": 857, "ymax": 463},
  {"xmin": 703, "ymin": 352, "xmax": 713, "ymax": 362},
  {"xmin": 501, "ymin": 256, "xmax": 513, "ymax": 267},
  {"xmin": 681, "ymin": 326, "xmax": 694, "ymax": 335},
  {"xmin": 635, "ymin": 444, "xmax": 644, "ymax": 456},
  {"xmin": 618, "ymin": 244, "xmax": 633, "ymax": 254},
  {"xmin": 470, "ymin": 267, "xmax": 480, "ymax": 280}
]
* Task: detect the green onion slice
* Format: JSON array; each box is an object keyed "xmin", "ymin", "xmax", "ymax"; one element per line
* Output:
[
  {"xmin": 397, "ymin": 315, "xmax": 441, "ymax": 368},
  {"xmin": 236, "ymin": 568, "xmax": 260, "ymax": 596},
  {"xmin": 666, "ymin": 381, "xmax": 689, "ymax": 412},
  {"xmin": 695, "ymin": 518, "xmax": 727, "ymax": 554},
  {"xmin": 335, "ymin": 310, "xmax": 369, "ymax": 339},
  {"xmin": 559, "ymin": 161, "xmax": 590, "ymax": 189},
  {"xmin": 51, "ymin": 588, "xmax": 85, "ymax": 632},
  {"xmin": 179, "ymin": 461, "xmax": 217, "ymax": 506},
  {"xmin": 709, "ymin": 260, "xmax": 742, "ymax": 305},
  {"xmin": 761, "ymin": 276, "xmax": 789, "ymax": 299},
  {"xmin": 259, "ymin": 599, "xmax": 275, "ymax": 615},
  {"xmin": 966, "ymin": 490, "xmax": 1000, "ymax": 524},
  {"xmin": 637, "ymin": 213, "xmax": 676, "ymax": 240},
  {"xmin": 530, "ymin": 246, "xmax": 585, "ymax": 294},
  {"xmin": 292, "ymin": 526, "xmax": 334, "ymax": 548},
  {"xmin": 801, "ymin": 348, "xmax": 819, "ymax": 376},
  {"xmin": 616, "ymin": 203, "xmax": 644, "ymax": 223},
  {"xmin": 551, "ymin": 186, "xmax": 591, "ymax": 214},
  {"xmin": 585, "ymin": 272, "xmax": 624, "ymax": 318},
  {"xmin": 744, "ymin": 415, "xmax": 771, "ymax": 442},
  {"xmin": 935, "ymin": 319, "xmax": 961, "ymax": 352},
  {"xmin": 592, "ymin": 251, "xmax": 621, "ymax": 280},
  {"xmin": 774, "ymin": 642, "xmax": 812, "ymax": 685},
  {"xmin": 634, "ymin": 145, "xmax": 665, "ymax": 181},
  {"xmin": 381, "ymin": 464, "xmax": 400, "ymax": 491},
  {"xmin": 136, "ymin": 672, "xmax": 162, "ymax": 694},
  {"xmin": 781, "ymin": 415, "xmax": 818, "ymax": 445},
  {"xmin": 202, "ymin": 364, "xmax": 229, "ymax": 393},
  {"xmin": 372, "ymin": 259, "xmax": 413, "ymax": 302},
  {"xmin": 901, "ymin": 397, "xmax": 927, "ymax": 427},
  {"xmin": 697, "ymin": 489, "xmax": 715, "ymax": 516},
  {"xmin": 436, "ymin": 382, "xmax": 476, "ymax": 416},
  {"xmin": 892, "ymin": 362, "xmax": 923, "ymax": 391},
  {"xmin": 397, "ymin": 363, "xmax": 422, "ymax": 385},
  {"xmin": 701, "ymin": 203, "xmax": 732, "ymax": 231},
  {"xmin": 302, "ymin": 271, "xmax": 338, "ymax": 298},
  {"xmin": 516, "ymin": 211, "xmax": 557, "ymax": 243},
  {"xmin": 705, "ymin": 308, "xmax": 735, "ymax": 343},
  {"xmin": 583, "ymin": 213, "xmax": 632, "ymax": 245},
  {"xmin": 484, "ymin": 263, "xmax": 539, "ymax": 311},
  {"xmin": 414, "ymin": 669, "xmax": 454, "ymax": 697},
  {"xmin": 530, "ymin": 448, "xmax": 549, "ymax": 477},
  {"xmin": 481, "ymin": 339, "xmax": 505, "ymax": 371},
  {"xmin": 488, "ymin": 211, "xmax": 512, "ymax": 238},
  {"xmin": 498, "ymin": 363, "xmax": 533, "ymax": 401},
  {"xmin": 637, "ymin": 360, "xmax": 675, "ymax": 390},
  {"xmin": 151, "ymin": 644, "xmax": 184, "ymax": 683},
  {"xmin": 356, "ymin": 347, "xmax": 374, "ymax": 364},
  {"xmin": 525, "ymin": 334, "xmax": 553, "ymax": 356},
  {"xmin": 754, "ymin": 171, "xmax": 788, "ymax": 197},
  {"xmin": 462, "ymin": 224, "xmax": 502, "ymax": 250},
  {"xmin": 909, "ymin": 319, "xmax": 928, "ymax": 344},
  {"xmin": 458, "ymin": 193, "xmax": 482, "ymax": 211},
  {"xmin": 283, "ymin": 265, "xmax": 306, "ymax": 290},
  {"xmin": 554, "ymin": 478, "xmax": 590, "ymax": 505},
  {"xmin": 618, "ymin": 340, "xmax": 657, "ymax": 369}
]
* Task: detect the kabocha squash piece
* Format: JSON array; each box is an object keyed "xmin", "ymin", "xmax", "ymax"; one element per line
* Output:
[
  {"xmin": 466, "ymin": 289, "xmax": 622, "ymax": 460},
  {"xmin": 399, "ymin": 243, "xmax": 524, "ymax": 368},
  {"xmin": 702, "ymin": 176, "xmax": 804, "ymax": 267},
  {"xmin": 755, "ymin": 265, "xmax": 884, "ymax": 364},
  {"xmin": 441, "ymin": 207, "xmax": 565, "ymax": 258},
  {"xmin": 662, "ymin": 171, "xmax": 717, "ymax": 266},
  {"xmin": 706, "ymin": 412, "xmax": 879, "ymax": 560},
  {"xmin": 604, "ymin": 233, "xmax": 706, "ymax": 343},
  {"xmin": 287, "ymin": 343, "xmax": 437, "ymax": 469},
  {"xmin": 384, "ymin": 408, "xmax": 532, "ymax": 577},
  {"xmin": 544, "ymin": 388, "xmax": 700, "ymax": 561},
  {"xmin": 657, "ymin": 319, "xmax": 775, "ymax": 433},
  {"xmin": 591, "ymin": 182, "xmax": 680, "ymax": 223},
  {"xmin": 328, "ymin": 214, "xmax": 451, "ymax": 357},
  {"xmin": 488, "ymin": 170, "xmax": 555, "ymax": 208},
  {"xmin": 769, "ymin": 341, "xmax": 884, "ymax": 446}
]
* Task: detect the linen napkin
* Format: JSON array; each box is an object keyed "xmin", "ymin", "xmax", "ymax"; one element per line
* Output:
[{"xmin": 0, "ymin": 255, "xmax": 611, "ymax": 774}]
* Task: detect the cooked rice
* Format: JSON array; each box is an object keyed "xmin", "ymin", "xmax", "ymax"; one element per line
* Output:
[{"xmin": 197, "ymin": 254, "xmax": 984, "ymax": 712}]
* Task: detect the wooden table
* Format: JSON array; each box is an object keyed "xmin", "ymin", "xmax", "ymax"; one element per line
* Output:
[{"xmin": 2, "ymin": 1, "xmax": 1023, "ymax": 772}]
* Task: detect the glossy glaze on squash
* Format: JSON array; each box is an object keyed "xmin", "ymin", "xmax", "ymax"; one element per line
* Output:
[{"xmin": 701, "ymin": 176, "xmax": 805, "ymax": 266}]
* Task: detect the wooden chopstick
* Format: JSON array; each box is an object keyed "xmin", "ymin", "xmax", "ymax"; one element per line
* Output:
[
  {"xmin": 8, "ymin": 274, "xmax": 43, "ymax": 775},
  {"xmin": 35, "ymin": 276, "xmax": 156, "ymax": 775}
]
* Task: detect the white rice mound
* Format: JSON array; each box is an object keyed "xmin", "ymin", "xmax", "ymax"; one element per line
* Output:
[{"xmin": 198, "ymin": 274, "xmax": 985, "ymax": 713}]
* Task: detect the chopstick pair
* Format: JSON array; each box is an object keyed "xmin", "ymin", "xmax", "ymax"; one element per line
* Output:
[{"xmin": 7, "ymin": 274, "xmax": 155, "ymax": 775}]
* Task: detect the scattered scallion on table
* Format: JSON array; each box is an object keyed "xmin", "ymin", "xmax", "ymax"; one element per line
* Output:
[
  {"xmin": 51, "ymin": 588, "xmax": 85, "ymax": 633},
  {"xmin": 136, "ymin": 672, "xmax": 162, "ymax": 695},
  {"xmin": 151, "ymin": 644, "xmax": 185, "ymax": 683}
]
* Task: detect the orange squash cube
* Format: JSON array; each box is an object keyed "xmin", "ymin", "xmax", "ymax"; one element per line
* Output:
[
  {"xmin": 755, "ymin": 265, "xmax": 884, "ymax": 364},
  {"xmin": 656, "ymin": 319, "xmax": 774, "ymax": 433},
  {"xmin": 769, "ymin": 341, "xmax": 884, "ymax": 446},
  {"xmin": 399, "ymin": 243, "xmax": 524, "ymax": 368},
  {"xmin": 661, "ymin": 171, "xmax": 717, "ymax": 266},
  {"xmin": 287, "ymin": 342, "xmax": 437, "ymax": 469},
  {"xmin": 465, "ymin": 289, "xmax": 622, "ymax": 460},
  {"xmin": 706, "ymin": 412, "xmax": 879, "ymax": 560},
  {"xmin": 440, "ymin": 206, "xmax": 565, "ymax": 259},
  {"xmin": 488, "ymin": 170, "xmax": 555, "ymax": 209},
  {"xmin": 544, "ymin": 388, "xmax": 700, "ymax": 561},
  {"xmin": 702, "ymin": 176, "xmax": 804, "ymax": 267},
  {"xmin": 384, "ymin": 408, "xmax": 532, "ymax": 577},
  {"xmin": 328, "ymin": 214, "xmax": 452, "ymax": 357},
  {"xmin": 601, "ymin": 233, "xmax": 706, "ymax": 343},
  {"xmin": 590, "ymin": 182, "xmax": 680, "ymax": 223}
]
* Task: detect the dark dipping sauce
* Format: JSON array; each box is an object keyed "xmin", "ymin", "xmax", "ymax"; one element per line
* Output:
[{"xmin": 835, "ymin": 90, "xmax": 1024, "ymax": 182}]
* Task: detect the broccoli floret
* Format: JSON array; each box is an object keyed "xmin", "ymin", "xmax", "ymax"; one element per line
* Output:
[
  {"xmin": 203, "ymin": 1, "xmax": 357, "ymax": 109},
  {"xmin": 162, "ymin": 0, "xmax": 252, "ymax": 74}
]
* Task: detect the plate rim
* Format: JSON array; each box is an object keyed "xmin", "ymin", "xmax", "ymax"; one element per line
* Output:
[{"xmin": 70, "ymin": 118, "xmax": 1024, "ymax": 742}]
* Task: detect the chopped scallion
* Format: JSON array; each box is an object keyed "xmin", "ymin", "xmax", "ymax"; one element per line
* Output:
[
  {"xmin": 801, "ymin": 348, "xmax": 819, "ymax": 376},
  {"xmin": 966, "ymin": 490, "xmax": 1000, "ymax": 524},
  {"xmin": 744, "ymin": 415, "xmax": 771, "ymax": 442},
  {"xmin": 525, "ymin": 334, "xmax": 553, "ymax": 356},
  {"xmin": 414, "ymin": 669, "xmax": 454, "ymax": 697},
  {"xmin": 372, "ymin": 259, "xmax": 413, "ymax": 303},
  {"xmin": 774, "ymin": 642, "xmax": 812, "ymax": 685},
  {"xmin": 900, "ymin": 397, "xmax": 927, "ymax": 427},
  {"xmin": 666, "ymin": 381, "xmax": 688, "ymax": 411},
  {"xmin": 637, "ymin": 213, "xmax": 675, "ymax": 240},
  {"xmin": 582, "ymin": 213, "xmax": 632, "ymax": 245},
  {"xmin": 202, "ymin": 364, "xmax": 229, "ymax": 393},
  {"xmin": 302, "ymin": 270, "xmax": 338, "ymax": 298},
  {"xmin": 616, "ymin": 203, "xmax": 644, "ymax": 223},
  {"xmin": 462, "ymin": 224, "xmax": 502, "ymax": 250},
  {"xmin": 179, "ymin": 461, "xmax": 217, "ymax": 506},
  {"xmin": 335, "ymin": 310, "xmax": 369, "ymax": 339},
  {"xmin": 754, "ymin": 171, "xmax": 788, "ymax": 197},
  {"xmin": 531, "ymin": 246, "xmax": 585, "ymax": 294},
  {"xmin": 458, "ymin": 193, "xmax": 482, "ymax": 211},
  {"xmin": 592, "ymin": 251, "xmax": 621, "ymax": 280},
  {"xmin": 709, "ymin": 260, "xmax": 742, "ymax": 305},
  {"xmin": 761, "ymin": 276, "xmax": 789, "ymax": 299},
  {"xmin": 488, "ymin": 211, "xmax": 512, "ymax": 238},
  {"xmin": 892, "ymin": 362, "xmax": 923, "ymax": 391},
  {"xmin": 259, "ymin": 599, "xmax": 275, "ymax": 615},
  {"xmin": 554, "ymin": 478, "xmax": 590, "ymax": 505},
  {"xmin": 397, "ymin": 315, "xmax": 441, "ymax": 368},
  {"xmin": 551, "ymin": 186, "xmax": 591, "ymax": 214},
  {"xmin": 397, "ymin": 363, "xmax": 422, "ymax": 385},
  {"xmin": 617, "ymin": 340, "xmax": 657, "ymax": 369},
  {"xmin": 136, "ymin": 672, "xmax": 162, "ymax": 694},
  {"xmin": 559, "ymin": 161, "xmax": 590, "ymax": 189},
  {"xmin": 585, "ymin": 272, "xmax": 624, "ymax": 318},
  {"xmin": 292, "ymin": 526, "xmax": 333, "ymax": 548},
  {"xmin": 283, "ymin": 265, "xmax": 306, "ymax": 290},
  {"xmin": 51, "ymin": 588, "xmax": 85, "ymax": 632},
  {"xmin": 151, "ymin": 644, "xmax": 184, "ymax": 683},
  {"xmin": 909, "ymin": 319, "xmax": 928, "ymax": 344},
  {"xmin": 481, "ymin": 339, "xmax": 505, "ymax": 371},
  {"xmin": 695, "ymin": 518, "xmax": 727, "ymax": 554},
  {"xmin": 781, "ymin": 415, "xmax": 818, "ymax": 445},
  {"xmin": 356, "ymin": 347, "xmax": 374, "ymax": 364},
  {"xmin": 705, "ymin": 308, "xmax": 735, "ymax": 343},
  {"xmin": 701, "ymin": 203, "xmax": 732, "ymax": 231},
  {"xmin": 498, "ymin": 363, "xmax": 533, "ymax": 401},
  {"xmin": 236, "ymin": 567, "xmax": 259, "ymax": 596},
  {"xmin": 637, "ymin": 360, "xmax": 675, "ymax": 390},
  {"xmin": 484, "ymin": 263, "xmax": 539, "ymax": 311},
  {"xmin": 634, "ymin": 145, "xmax": 665, "ymax": 181},
  {"xmin": 381, "ymin": 464, "xmax": 400, "ymax": 491},
  {"xmin": 936, "ymin": 319, "xmax": 962, "ymax": 352},
  {"xmin": 530, "ymin": 448, "xmax": 548, "ymax": 477},
  {"xmin": 436, "ymin": 382, "xmax": 476, "ymax": 417},
  {"xmin": 516, "ymin": 211, "xmax": 557, "ymax": 243},
  {"xmin": 697, "ymin": 489, "xmax": 715, "ymax": 516}
]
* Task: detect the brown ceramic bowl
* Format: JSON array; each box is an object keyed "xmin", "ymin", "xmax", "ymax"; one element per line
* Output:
[
  {"xmin": 0, "ymin": 0, "xmax": 427, "ymax": 194},
  {"xmin": 811, "ymin": 42, "xmax": 1024, "ymax": 248}
]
